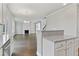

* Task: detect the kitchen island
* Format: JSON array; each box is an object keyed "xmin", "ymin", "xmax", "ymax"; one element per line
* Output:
[{"xmin": 37, "ymin": 30, "xmax": 79, "ymax": 56}]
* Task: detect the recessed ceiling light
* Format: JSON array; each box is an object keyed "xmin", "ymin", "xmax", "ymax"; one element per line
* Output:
[
  {"xmin": 24, "ymin": 20, "xmax": 30, "ymax": 23},
  {"xmin": 63, "ymin": 3, "xmax": 67, "ymax": 5}
]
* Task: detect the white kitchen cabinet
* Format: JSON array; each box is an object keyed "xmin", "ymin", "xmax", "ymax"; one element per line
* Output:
[
  {"xmin": 42, "ymin": 30, "xmax": 79, "ymax": 56},
  {"xmin": 43, "ymin": 37, "xmax": 79, "ymax": 56},
  {"xmin": 55, "ymin": 39, "xmax": 75, "ymax": 56},
  {"xmin": 37, "ymin": 30, "xmax": 64, "ymax": 56},
  {"xmin": 36, "ymin": 29, "xmax": 79, "ymax": 56},
  {"xmin": 43, "ymin": 39, "xmax": 67, "ymax": 56},
  {"xmin": 42, "ymin": 30, "xmax": 65, "ymax": 56}
]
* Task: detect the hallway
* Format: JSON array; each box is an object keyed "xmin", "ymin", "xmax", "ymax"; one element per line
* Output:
[{"xmin": 0, "ymin": 3, "xmax": 79, "ymax": 56}]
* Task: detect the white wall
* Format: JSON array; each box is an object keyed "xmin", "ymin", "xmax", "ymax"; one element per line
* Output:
[
  {"xmin": 46, "ymin": 4, "xmax": 77, "ymax": 37},
  {"xmin": 77, "ymin": 5, "xmax": 79, "ymax": 35},
  {"xmin": 3, "ymin": 3, "xmax": 15, "ymax": 43},
  {"xmin": 15, "ymin": 20, "xmax": 30, "ymax": 34},
  {"xmin": 0, "ymin": 3, "xmax": 2, "ymax": 23},
  {"xmin": 15, "ymin": 22, "xmax": 23, "ymax": 34}
]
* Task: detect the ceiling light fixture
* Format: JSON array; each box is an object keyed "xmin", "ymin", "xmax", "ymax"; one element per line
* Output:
[
  {"xmin": 24, "ymin": 20, "xmax": 30, "ymax": 23},
  {"xmin": 63, "ymin": 3, "xmax": 67, "ymax": 5}
]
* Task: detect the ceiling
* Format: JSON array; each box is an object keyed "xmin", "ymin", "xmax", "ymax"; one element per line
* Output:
[{"xmin": 7, "ymin": 3, "xmax": 66, "ymax": 20}]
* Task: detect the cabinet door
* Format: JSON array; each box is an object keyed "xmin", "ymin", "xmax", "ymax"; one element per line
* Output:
[
  {"xmin": 55, "ymin": 40, "xmax": 66, "ymax": 49},
  {"xmin": 67, "ymin": 46, "xmax": 75, "ymax": 56},
  {"xmin": 74, "ymin": 38, "xmax": 79, "ymax": 56},
  {"xmin": 66, "ymin": 39, "xmax": 75, "ymax": 56},
  {"xmin": 55, "ymin": 40, "xmax": 66, "ymax": 56},
  {"xmin": 55, "ymin": 48, "xmax": 66, "ymax": 56}
]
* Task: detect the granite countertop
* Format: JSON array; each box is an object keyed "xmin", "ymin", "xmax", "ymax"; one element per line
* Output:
[{"xmin": 42, "ymin": 30, "xmax": 64, "ymax": 32}]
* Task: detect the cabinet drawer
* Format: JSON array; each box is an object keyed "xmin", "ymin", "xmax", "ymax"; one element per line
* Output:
[
  {"xmin": 67, "ymin": 39, "xmax": 74, "ymax": 47},
  {"xmin": 55, "ymin": 41, "xmax": 66, "ymax": 49}
]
